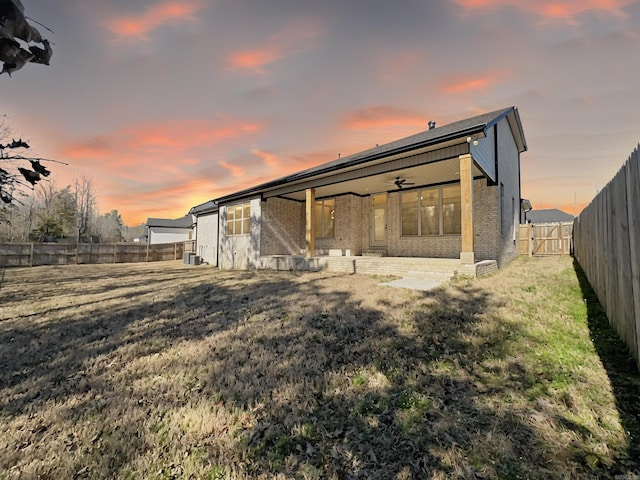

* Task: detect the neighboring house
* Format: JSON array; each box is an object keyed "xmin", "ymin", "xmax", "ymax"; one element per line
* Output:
[
  {"xmin": 191, "ymin": 106, "xmax": 527, "ymax": 270},
  {"xmin": 145, "ymin": 215, "xmax": 194, "ymax": 245},
  {"xmin": 526, "ymin": 208, "xmax": 574, "ymax": 224},
  {"xmin": 188, "ymin": 200, "xmax": 218, "ymax": 265}
]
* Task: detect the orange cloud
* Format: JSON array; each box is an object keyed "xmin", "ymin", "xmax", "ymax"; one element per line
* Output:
[
  {"xmin": 226, "ymin": 19, "xmax": 324, "ymax": 74},
  {"xmin": 341, "ymin": 106, "xmax": 426, "ymax": 131},
  {"xmin": 227, "ymin": 48, "xmax": 282, "ymax": 74},
  {"xmin": 62, "ymin": 118, "xmax": 262, "ymax": 162},
  {"xmin": 219, "ymin": 161, "xmax": 246, "ymax": 178},
  {"xmin": 449, "ymin": 0, "xmax": 632, "ymax": 24},
  {"xmin": 103, "ymin": 177, "xmax": 215, "ymax": 224},
  {"xmin": 105, "ymin": 0, "xmax": 204, "ymax": 41},
  {"xmin": 439, "ymin": 70, "xmax": 510, "ymax": 95},
  {"xmin": 252, "ymin": 149, "xmax": 280, "ymax": 168}
]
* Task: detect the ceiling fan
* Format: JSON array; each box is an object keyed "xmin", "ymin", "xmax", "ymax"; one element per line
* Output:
[{"xmin": 385, "ymin": 176, "xmax": 416, "ymax": 189}]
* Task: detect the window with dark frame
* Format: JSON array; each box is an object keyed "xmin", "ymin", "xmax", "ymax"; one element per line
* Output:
[
  {"xmin": 314, "ymin": 198, "xmax": 335, "ymax": 239},
  {"xmin": 401, "ymin": 185, "xmax": 461, "ymax": 236}
]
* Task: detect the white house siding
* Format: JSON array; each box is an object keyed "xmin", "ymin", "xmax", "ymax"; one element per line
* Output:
[
  {"xmin": 148, "ymin": 227, "xmax": 192, "ymax": 245},
  {"xmin": 470, "ymin": 125, "xmax": 496, "ymax": 182},
  {"xmin": 219, "ymin": 197, "xmax": 261, "ymax": 269},
  {"xmin": 496, "ymin": 117, "xmax": 521, "ymax": 265},
  {"xmin": 195, "ymin": 212, "xmax": 218, "ymax": 265}
]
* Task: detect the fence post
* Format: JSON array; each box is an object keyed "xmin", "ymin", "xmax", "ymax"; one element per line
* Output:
[
  {"xmin": 29, "ymin": 243, "xmax": 34, "ymax": 267},
  {"xmin": 527, "ymin": 223, "xmax": 533, "ymax": 257},
  {"xmin": 146, "ymin": 242, "xmax": 149, "ymax": 262},
  {"xmin": 113, "ymin": 244, "xmax": 117, "ymax": 263},
  {"xmin": 174, "ymin": 242, "xmax": 177, "ymax": 260},
  {"xmin": 557, "ymin": 222, "xmax": 563, "ymax": 254}
]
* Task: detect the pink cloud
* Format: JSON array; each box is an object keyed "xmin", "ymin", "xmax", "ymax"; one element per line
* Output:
[
  {"xmin": 449, "ymin": 0, "xmax": 632, "ymax": 24},
  {"xmin": 226, "ymin": 19, "xmax": 324, "ymax": 74},
  {"xmin": 341, "ymin": 106, "xmax": 427, "ymax": 131},
  {"xmin": 439, "ymin": 70, "xmax": 511, "ymax": 95},
  {"xmin": 252, "ymin": 149, "xmax": 280, "ymax": 168},
  {"xmin": 219, "ymin": 161, "xmax": 246, "ymax": 178},
  {"xmin": 227, "ymin": 48, "xmax": 282, "ymax": 75},
  {"xmin": 104, "ymin": 0, "xmax": 204, "ymax": 41},
  {"xmin": 62, "ymin": 118, "xmax": 262, "ymax": 163}
]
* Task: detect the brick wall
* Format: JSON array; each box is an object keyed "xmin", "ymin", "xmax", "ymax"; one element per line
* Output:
[
  {"xmin": 315, "ymin": 194, "xmax": 363, "ymax": 255},
  {"xmin": 473, "ymin": 179, "xmax": 501, "ymax": 262},
  {"xmin": 260, "ymin": 197, "xmax": 304, "ymax": 255}
]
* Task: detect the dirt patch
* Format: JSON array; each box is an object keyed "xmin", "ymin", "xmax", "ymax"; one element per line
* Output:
[{"xmin": 0, "ymin": 258, "xmax": 638, "ymax": 479}]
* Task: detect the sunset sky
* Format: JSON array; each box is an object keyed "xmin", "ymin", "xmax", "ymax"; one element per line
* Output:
[{"xmin": 2, "ymin": 0, "xmax": 639, "ymax": 225}]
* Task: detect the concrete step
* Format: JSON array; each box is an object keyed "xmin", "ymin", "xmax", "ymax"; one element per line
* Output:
[{"xmin": 362, "ymin": 249, "xmax": 387, "ymax": 257}]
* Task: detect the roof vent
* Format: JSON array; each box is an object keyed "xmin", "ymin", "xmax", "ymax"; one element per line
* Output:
[{"xmin": 428, "ymin": 121, "xmax": 436, "ymax": 130}]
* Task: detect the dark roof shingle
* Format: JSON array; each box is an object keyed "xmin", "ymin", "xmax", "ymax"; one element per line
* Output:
[{"xmin": 527, "ymin": 209, "xmax": 574, "ymax": 224}]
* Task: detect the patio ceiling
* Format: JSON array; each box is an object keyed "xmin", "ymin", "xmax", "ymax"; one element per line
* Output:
[{"xmin": 270, "ymin": 156, "xmax": 484, "ymax": 202}]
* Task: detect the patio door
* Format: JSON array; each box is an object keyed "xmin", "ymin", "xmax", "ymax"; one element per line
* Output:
[{"xmin": 370, "ymin": 193, "xmax": 387, "ymax": 247}]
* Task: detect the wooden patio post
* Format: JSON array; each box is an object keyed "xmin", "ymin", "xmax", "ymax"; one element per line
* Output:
[
  {"xmin": 305, "ymin": 188, "xmax": 316, "ymax": 258},
  {"xmin": 459, "ymin": 154, "xmax": 475, "ymax": 264}
]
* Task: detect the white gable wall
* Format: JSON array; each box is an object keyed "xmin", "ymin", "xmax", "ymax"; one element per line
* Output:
[
  {"xmin": 195, "ymin": 212, "xmax": 218, "ymax": 265},
  {"xmin": 219, "ymin": 197, "xmax": 261, "ymax": 269},
  {"xmin": 148, "ymin": 227, "xmax": 192, "ymax": 245}
]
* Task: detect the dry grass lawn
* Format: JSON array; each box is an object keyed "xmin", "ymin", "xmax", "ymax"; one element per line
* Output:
[{"xmin": 0, "ymin": 256, "xmax": 639, "ymax": 479}]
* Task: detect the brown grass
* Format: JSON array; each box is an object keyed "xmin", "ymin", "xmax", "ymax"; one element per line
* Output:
[{"xmin": 0, "ymin": 257, "xmax": 638, "ymax": 479}]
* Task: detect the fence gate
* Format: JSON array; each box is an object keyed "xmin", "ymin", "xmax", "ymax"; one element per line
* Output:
[{"xmin": 519, "ymin": 222, "xmax": 573, "ymax": 256}]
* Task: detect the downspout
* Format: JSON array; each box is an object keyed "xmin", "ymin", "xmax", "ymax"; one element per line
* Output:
[{"xmin": 216, "ymin": 209, "xmax": 220, "ymax": 268}]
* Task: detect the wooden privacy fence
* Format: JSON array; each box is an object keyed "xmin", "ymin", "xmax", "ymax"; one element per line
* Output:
[
  {"xmin": 519, "ymin": 222, "xmax": 573, "ymax": 256},
  {"xmin": 0, "ymin": 242, "xmax": 185, "ymax": 267},
  {"xmin": 573, "ymin": 144, "xmax": 640, "ymax": 369}
]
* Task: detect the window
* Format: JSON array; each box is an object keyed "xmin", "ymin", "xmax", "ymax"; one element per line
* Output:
[
  {"xmin": 314, "ymin": 198, "xmax": 335, "ymax": 238},
  {"xmin": 421, "ymin": 189, "xmax": 440, "ymax": 235},
  {"xmin": 442, "ymin": 186, "xmax": 461, "ymax": 234},
  {"xmin": 401, "ymin": 192, "xmax": 419, "ymax": 236},
  {"xmin": 401, "ymin": 185, "xmax": 461, "ymax": 236},
  {"xmin": 227, "ymin": 201, "xmax": 250, "ymax": 236}
]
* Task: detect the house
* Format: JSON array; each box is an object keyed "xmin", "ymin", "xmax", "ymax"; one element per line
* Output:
[
  {"xmin": 145, "ymin": 215, "xmax": 194, "ymax": 245},
  {"xmin": 525, "ymin": 208, "xmax": 574, "ymax": 224},
  {"xmin": 188, "ymin": 200, "xmax": 218, "ymax": 265},
  {"xmin": 191, "ymin": 106, "xmax": 527, "ymax": 273}
]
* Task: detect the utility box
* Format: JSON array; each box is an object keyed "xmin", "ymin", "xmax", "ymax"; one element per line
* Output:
[{"xmin": 189, "ymin": 255, "xmax": 201, "ymax": 266}]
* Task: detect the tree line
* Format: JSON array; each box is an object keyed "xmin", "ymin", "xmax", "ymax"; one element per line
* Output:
[
  {"xmin": 0, "ymin": 176, "xmax": 145, "ymax": 244},
  {"xmin": 1, "ymin": 116, "xmax": 144, "ymax": 244}
]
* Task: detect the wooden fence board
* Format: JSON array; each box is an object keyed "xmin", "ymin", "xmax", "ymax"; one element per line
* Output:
[
  {"xmin": 0, "ymin": 242, "xmax": 186, "ymax": 267},
  {"xmin": 519, "ymin": 222, "xmax": 573, "ymax": 256},
  {"xmin": 574, "ymin": 144, "xmax": 640, "ymax": 369},
  {"xmin": 626, "ymin": 149, "xmax": 640, "ymax": 363}
]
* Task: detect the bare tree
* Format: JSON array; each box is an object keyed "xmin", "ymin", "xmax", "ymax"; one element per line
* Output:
[
  {"xmin": 1, "ymin": 115, "xmax": 63, "ymax": 210},
  {"xmin": 73, "ymin": 176, "xmax": 96, "ymax": 242}
]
